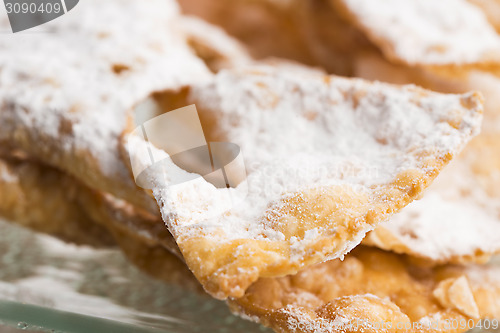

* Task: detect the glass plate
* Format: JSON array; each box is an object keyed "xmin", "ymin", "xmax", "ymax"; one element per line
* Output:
[
  {"xmin": 0, "ymin": 219, "xmax": 271, "ymax": 333},
  {"xmin": 0, "ymin": 218, "xmax": 497, "ymax": 333}
]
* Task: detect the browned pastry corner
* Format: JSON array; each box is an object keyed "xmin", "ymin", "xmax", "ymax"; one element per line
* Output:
[
  {"xmin": 230, "ymin": 246, "xmax": 500, "ymax": 333},
  {"xmin": 0, "ymin": 155, "xmax": 185, "ymax": 257}
]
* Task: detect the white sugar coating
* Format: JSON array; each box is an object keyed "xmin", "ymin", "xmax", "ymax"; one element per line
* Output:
[
  {"xmin": 367, "ymin": 142, "xmax": 500, "ymax": 262},
  {"xmin": 340, "ymin": 0, "xmax": 500, "ymax": 65},
  {"xmin": 128, "ymin": 65, "xmax": 483, "ymax": 258},
  {"xmin": 0, "ymin": 0, "xmax": 211, "ymax": 204}
]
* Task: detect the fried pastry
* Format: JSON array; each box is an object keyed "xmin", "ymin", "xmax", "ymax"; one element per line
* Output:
[
  {"xmin": 177, "ymin": 0, "xmax": 316, "ymax": 68},
  {"xmin": 292, "ymin": 0, "xmax": 376, "ymax": 75},
  {"xmin": 177, "ymin": 0, "xmax": 375, "ymax": 76},
  {"xmin": 353, "ymin": 53, "xmax": 500, "ymax": 264},
  {"xmin": 0, "ymin": 158, "xmax": 114, "ymax": 247},
  {"xmin": 229, "ymin": 246, "xmax": 500, "ymax": 333},
  {"xmin": 0, "ymin": 0, "xmax": 213, "ymax": 216},
  {"xmin": 0, "ymin": 158, "xmax": 200, "ymax": 291},
  {"xmin": 125, "ymin": 64, "xmax": 483, "ymax": 299},
  {"xmin": 468, "ymin": 0, "xmax": 500, "ymax": 33},
  {"xmin": 333, "ymin": 0, "xmax": 500, "ymax": 68},
  {"xmin": 179, "ymin": 16, "xmax": 251, "ymax": 73},
  {"xmin": 354, "ymin": 53, "xmax": 500, "ymax": 130},
  {"xmin": 365, "ymin": 133, "xmax": 500, "ymax": 264},
  {"xmin": 0, "ymin": 156, "xmax": 185, "ymax": 258}
]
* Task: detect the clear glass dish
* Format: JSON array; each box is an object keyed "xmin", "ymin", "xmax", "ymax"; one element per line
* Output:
[{"xmin": 0, "ymin": 218, "xmax": 497, "ymax": 333}]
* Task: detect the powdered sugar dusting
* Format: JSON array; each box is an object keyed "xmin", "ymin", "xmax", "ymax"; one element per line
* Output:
[
  {"xmin": 0, "ymin": 0, "xmax": 211, "ymax": 204},
  {"xmin": 129, "ymin": 64, "xmax": 482, "ymax": 261},
  {"xmin": 340, "ymin": 0, "xmax": 500, "ymax": 65},
  {"xmin": 366, "ymin": 136, "xmax": 500, "ymax": 262}
]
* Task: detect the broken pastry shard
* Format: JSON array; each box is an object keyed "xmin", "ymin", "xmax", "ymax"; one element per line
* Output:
[
  {"xmin": 333, "ymin": 0, "xmax": 500, "ymax": 67},
  {"xmin": 125, "ymin": 65, "xmax": 483, "ymax": 299},
  {"xmin": 178, "ymin": 0, "xmax": 375, "ymax": 76},
  {"xmin": 354, "ymin": 53, "xmax": 500, "ymax": 264},
  {"xmin": 365, "ymin": 132, "xmax": 500, "ymax": 264},
  {"xmin": 0, "ymin": 0, "xmax": 212, "ymax": 216},
  {"xmin": 229, "ymin": 247, "xmax": 500, "ymax": 333}
]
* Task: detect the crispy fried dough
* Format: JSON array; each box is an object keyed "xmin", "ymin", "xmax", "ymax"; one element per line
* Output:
[
  {"xmin": 178, "ymin": 0, "xmax": 316, "ymax": 68},
  {"xmin": 177, "ymin": 0, "xmax": 376, "ymax": 76},
  {"xmin": 0, "ymin": 158, "xmax": 114, "ymax": 247},
  {"xmin": 0, "ymin": 157, "xmax": 200, "ymax": 290},
  {"xmin": 354, "ymin": 53, "xmax": 500, "ymax": 264},
  {"xmin": 333, "ymin": 0, "xmax": 500, "ymax": 68},
  {"xmin": 230, "ymin": 246, "xmax": 500, "ymax": 333},
  {"xmin": 179, "ymin": 16, "xmax": 251, "ymax": 73},
  {"xmin": 0, "ymin": 0, "xmax": 212, "ymax": 216},
  {"xmin": 0, "ymin": 156, "xmax": 185, "ymax": 258},
  {"xmin": 365, "ymin": 133, "xmax": 500, "ymax": 265},
  {"xmin": 125, "ymin": 64, "xmax": 483, "ymax": 299}
]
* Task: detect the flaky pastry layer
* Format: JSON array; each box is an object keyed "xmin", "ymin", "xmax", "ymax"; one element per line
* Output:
[
  {"xmin": 230, "ymin": 246, "xmax": 500, "ymax": 333},
  {"xmin": 126, "ymin": 65, "xmax": 483, "ymax": 299},
  {"xmin": 354, "ymin": 53, "xmax": 500, "ymax": 264}
]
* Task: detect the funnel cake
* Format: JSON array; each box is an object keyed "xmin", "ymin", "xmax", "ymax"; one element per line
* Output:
[
  {"xmin": 333, "ymin": 0, "xmax": 500, "ymax": 67},
  {"xmin": 125, "ymin": 65, "xmax": 483, "ymax": 299},
  {"xmin": 230, "ymin": 246, "xmax": 500, "ymax": 333}
]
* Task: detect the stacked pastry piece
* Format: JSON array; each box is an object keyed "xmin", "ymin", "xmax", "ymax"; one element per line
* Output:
[{"xmin": 1, "ymin": 0, "xmax": 499, "ymax": 332}]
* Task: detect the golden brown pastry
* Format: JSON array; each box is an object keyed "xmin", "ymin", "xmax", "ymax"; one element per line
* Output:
[
  {"xmin": 0, "ymin": 0, "xmax": 215, "ymax": 216},
  {"xmin": 178, "ymin": 0, "xmax": 317, "ymax": 69},
  {"xmin": 352, "ymin": 53, "xmax": 500, "ymax": 264},
  {"xmin": 333, "ymin": 0, "xmax": 500, "ymax": 68},
  {"xmin": 0, "ymin": 157, "xmax": 114, "ymax": 247},
  {"xmin": 0, "ymin": 155, "xmax": 185, "ymax": 256},
  {"xmin": 124, "ymin": 64, "xmax": 483, "ymax": 299},
  {"xmin": 230, "ymin": 246, "xmax": 500, "ymax": 333}
]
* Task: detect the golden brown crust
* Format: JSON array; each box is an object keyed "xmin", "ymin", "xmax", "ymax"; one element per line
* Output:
[
  {"xmin": 0, "ymin": 158, "xmax": 115, "ymax": 247},
  {"xmin": 354, "ymin": 53, "xmax": 500, "ymax": 264},
  {"xmin": 124, "ymin": 65, "xmax": 484, "ymax": 299},
  {"xmin": 0, "ymin": 156, "xmax": 185, "ymax": 259},
  {"xmin": 0, "ymin": 0, "xmax": 215, "ymax": 217},
  {"xmin": 0, "ymin": 157, "xmax": 203, "ymax": 292},
  {"xmin": 230, "ymin": 247, "xmax": 500, "ymax": 333},
  {"xmin": 177, "ymin": 0, "xmax": 317, "ymax": 68}
]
